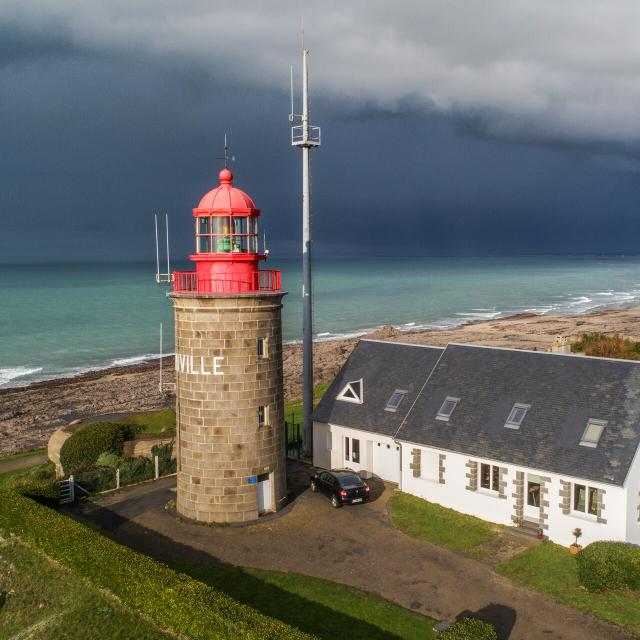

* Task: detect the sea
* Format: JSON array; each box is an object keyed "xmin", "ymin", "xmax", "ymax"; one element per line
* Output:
[{"xmin": 2, "ymin": 255, "xmax": 640, "ymax": 389}]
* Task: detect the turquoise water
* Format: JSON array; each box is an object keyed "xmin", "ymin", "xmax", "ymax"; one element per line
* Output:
[{"xmin": 2, "ymin": 256, "xmax": 640, "ymax": 387}]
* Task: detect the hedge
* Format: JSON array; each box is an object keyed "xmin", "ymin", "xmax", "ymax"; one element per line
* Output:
[
  {"xmin": 0, "ymin": 490, "xmax": 315, "ymax": 640},
  {"xmin": 576, "ymin": 541, "xmax": 640, "ymax": 592},
  {"xmin": 60, "ymin": 422, "xmax": 137, "ymax": 474},
  {"xmin": 440, "ymin": 617, "xmax": 497, "ymax": 639}
]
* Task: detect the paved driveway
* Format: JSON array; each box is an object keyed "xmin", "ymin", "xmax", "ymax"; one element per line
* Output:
[{"xmin": 74, "ymin": 465, "xmax": 633, "ymax": 640}]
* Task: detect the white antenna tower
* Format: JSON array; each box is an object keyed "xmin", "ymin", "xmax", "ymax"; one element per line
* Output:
[
  {"xmin": 158, "ymin": 322, "xmax": 176, "ymax": 393},
  {"xmin": 154, "ymin": 213, "xmax": 173, "ymax": 284},
  {"xmin": 290, "ymin": 23, "xmax": 321, "ymax": 457}
]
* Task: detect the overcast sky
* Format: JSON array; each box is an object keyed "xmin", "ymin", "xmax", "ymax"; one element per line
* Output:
[{"xmin": 2, "ymin": 1, "xmax": 640, "ymax": 262}]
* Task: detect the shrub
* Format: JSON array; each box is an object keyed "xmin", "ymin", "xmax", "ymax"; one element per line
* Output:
[
  {"xmin": 440, "ymin": 617, "xmax": 497, "ymax": 639},
  {"xmin": 0, "ymin": 490, "xmax": 314, "ymax": 640},
  {"xmin": 96, "ymin": 452, "xmax": 120, "ymax": 469},
  {"xmin": 152, "ymin": 442, "xmax": 177, "ymax": 476},
  {"xmin": 576, "ymin": 541, "xmax": 640, "ymax": 592},
  {"xmin": 60, "ymin": 422, "xmax": 137, "ymax": 474},
  {"xmin": 119, "ymin": 457, "xmax": 154, "ymax": 486},
  {"xmin": 571, "ymin": 332, "xmax": 640, "ymax": 360}
]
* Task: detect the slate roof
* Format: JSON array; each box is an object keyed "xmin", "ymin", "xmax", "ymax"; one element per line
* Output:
[
  {"xmin": 314, "ymin": 340, "xmax": 640, "ymax": 486},
  {"xmin": 311, "ymin": 340, "xmax": 444, "ymax": 438}
]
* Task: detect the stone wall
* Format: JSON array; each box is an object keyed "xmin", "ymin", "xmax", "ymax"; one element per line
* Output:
[{"xmin": 170, "ymin": 291, "xmax": 287, "ymax": 524}]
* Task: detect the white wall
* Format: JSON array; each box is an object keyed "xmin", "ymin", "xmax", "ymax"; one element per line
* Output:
[
  {"xmin": 312, "ymin": 422, "xmax": 400, "ymax": 483},
  {"xmin": 400, "ymin": 442, "xmax": 627, "ymax": 547},
  {"xmin": 624, "ymin": 447, "xmax": 640, "ymax": 545}
]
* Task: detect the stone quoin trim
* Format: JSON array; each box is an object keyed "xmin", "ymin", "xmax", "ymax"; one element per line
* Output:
[
  {"xmin": 596, "ymin": 488, "xmax": 607, "ymax": 524},
  {"xmin": 465, "ymin": 460, "xmax": 478, "ymax": 491},
  {"xmin": 512, "ymin": 471, "xmax": 525, "ymax": 525},
  {"xmin": 538, "ymin": 476, "xmax": 551, "ymax": 530},
  {"xmin": 438, "ymin": 453, "xmax": 446, "ymax": 484},
  {"xmin": 498, "ymin": 467, "xmax": 508, "ymax": 499},
  {"xmin": 410, "ymin": 448, "xmax": 421, "ymax": 478},
  {"xmin": 559, "ymin": 480, "xmax": 571, "ymax": 515}
]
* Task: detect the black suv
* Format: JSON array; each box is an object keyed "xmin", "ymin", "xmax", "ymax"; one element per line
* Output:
[{"xmin": 309, "ymin": 470, "xmax": 370, "ymax": 507}]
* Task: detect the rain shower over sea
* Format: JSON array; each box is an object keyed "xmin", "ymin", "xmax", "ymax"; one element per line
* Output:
[{"xmin": 3, "ymin": 255, "xmax": 640, "ymax": 388}]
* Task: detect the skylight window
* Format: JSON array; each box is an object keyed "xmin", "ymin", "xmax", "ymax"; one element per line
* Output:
[
  {"xmin": 337, "ymin": 379, "xmax": 363, "ymax": 404},
  {"xmin": 504, "ymin": 403, "xmax": 530, "ymax": 430},
  {"xmin": 385, "ymin": 389, "xmax": 408, "ymax": 412},
  {"xmin": 580, "ymin": 419, "xmax": 607, "ymax": 448},
  {"xmin": 436, "ymin": 396, "xmax": 460, "ymax": 421}
]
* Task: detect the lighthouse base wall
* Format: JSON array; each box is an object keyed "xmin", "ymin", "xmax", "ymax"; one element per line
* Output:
[{"xmin": 170, "ymin": 292, "xmax": 286, "ymax": 523}]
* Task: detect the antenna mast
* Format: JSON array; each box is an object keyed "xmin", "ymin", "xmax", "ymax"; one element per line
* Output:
[{"xmin": 290, "ymin": 27, "xmax": 321, "ymax": 457}]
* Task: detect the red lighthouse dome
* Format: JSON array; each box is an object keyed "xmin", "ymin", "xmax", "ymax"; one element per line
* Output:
[{"xmin": 172, "ymin": 168, "xmax": 281, "ymax": 294}]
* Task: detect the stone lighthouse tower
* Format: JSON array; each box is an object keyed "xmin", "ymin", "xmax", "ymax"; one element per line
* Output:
[{"xmin": 169, "ymin": 166, "xmax": 286, "ymax": 523}]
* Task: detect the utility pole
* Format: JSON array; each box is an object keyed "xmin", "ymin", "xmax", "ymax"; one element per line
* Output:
[{"xmin": 290, "ymin": 33, "xmax": 321, "ymax": 457}]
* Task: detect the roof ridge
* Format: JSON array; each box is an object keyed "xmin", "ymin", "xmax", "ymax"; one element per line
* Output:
[
  {"xmin": 361, "ymin": 339, "xmax": 445, "ymax": 350},
  {"xmin": 448, "ymin": 342, "xmax": 640, "ymax": 365}
]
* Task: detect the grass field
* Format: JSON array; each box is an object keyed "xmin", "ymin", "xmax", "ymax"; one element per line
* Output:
[
  {"xmin": 388, "ymin": 492, "xmax": 498, "ymax": 552},
  {"xmin": 0, "ymin": 448, "xmax": 46, "ymax": 464},
  {"xmin": 183, "ymin": 563, "xmax": 436, "ymax": 640},
  {"xmin": 497, "ymin": 542, "xmax": 640, "ymax": 635},
  {"xmin": 117, "ymin": 409, "xmax": 176, "ymax": 436},
  {"xmin": 0, "ymin": 461, "xmax": 55, "ymax": 491},
  {"xmin": 0, "ymin": 536, "xmax": 172, "ymax": 640}
]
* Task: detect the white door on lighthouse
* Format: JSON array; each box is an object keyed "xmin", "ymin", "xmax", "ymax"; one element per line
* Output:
[{"xmin": 258, "ymin": 473, "xmax": 273, "ymax": 514}]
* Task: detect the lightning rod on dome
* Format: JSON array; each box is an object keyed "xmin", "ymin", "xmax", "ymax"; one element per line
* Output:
[{"xmin": 290, "ymin": 23, "xmax": 321, "ymax": 456}]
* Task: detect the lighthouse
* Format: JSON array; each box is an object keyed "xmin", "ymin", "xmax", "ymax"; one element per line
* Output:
[{"xmin": 168, "ymin": 166, "xmax": 287, "ymax": 523}]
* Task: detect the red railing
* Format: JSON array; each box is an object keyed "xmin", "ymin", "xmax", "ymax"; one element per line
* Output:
[{"xmin": 173, "ymin": 270, "xmax": 281, "ymax": 294}]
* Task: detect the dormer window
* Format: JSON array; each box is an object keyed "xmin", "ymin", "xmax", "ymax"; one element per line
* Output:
[
  {"xmin": 436, "ymin": 396, "xmax": 459, "ymax": 421},
  {"xmin": 385, "ymin": 389, "xmax": 408, "ymax": 412},
  {"xmin": 505, "ymin": 403, "xmax": 530, "ymax": 430},
  {"xmin": 337, "ymin": 379, "xmax": 363, "ymax": 404},
  {"xmin": 580, "ymin": 419, "xmax": 607, "ymax": 448}
]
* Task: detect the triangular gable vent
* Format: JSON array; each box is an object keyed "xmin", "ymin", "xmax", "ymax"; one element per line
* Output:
[{"xmin": 337, "ymin": 379, "xmax": 363, "ymax": 404}]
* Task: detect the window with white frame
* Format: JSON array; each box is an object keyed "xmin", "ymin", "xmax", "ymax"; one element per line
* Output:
[
  {"xmin": 344, "ymin": 436, "xmax": 360, "ymax": 463},
  {"xmin": 385, "ymin": 389, "xmax": 408, "ymax": 412},
  {"xmin": 505, "ymin": 403, "xmax": 530, "ymax": 429},
  {"xmin": 580, "ymin": 419, "xmax": 607, "ymax": 448},
  {"xmin": 480, "ymin": 463, "xmax": 500, "ymax": 492},
  {"xmin": 258, "ymin": 405, "xmax": 269, "ymax": 427},
  {"xmin": 436, "ymin": 396, "xmax": 460, "ymax": 421},
  {"xmin": 257, "ymin": 337, "xmax": 268, "ymax": 359},
  {"xmin": 573, "ymin": 483, "xmax": 599, "ymax": 516},
  {"xmin": 337, "ymin": 379, "xmax": 363, "ymax": 404}
]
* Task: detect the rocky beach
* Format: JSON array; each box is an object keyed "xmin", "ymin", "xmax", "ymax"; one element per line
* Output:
[{"xmin": 2, "ymin": 306, "xmax": 640, "ymax": 456}]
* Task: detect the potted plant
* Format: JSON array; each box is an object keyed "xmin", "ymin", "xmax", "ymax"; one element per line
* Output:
[
  {"xmin": 536, "ymin": 527, "xmax": 544, "ymax": 540},
  {"xmin": 570, "ymin": 527, "xmax": 582, "ymax": 554}
]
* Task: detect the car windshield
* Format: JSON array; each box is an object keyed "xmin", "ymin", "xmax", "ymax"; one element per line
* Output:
[{"xmin": 337, "ymin": 473, "xmax": 363, "ymax": 487}]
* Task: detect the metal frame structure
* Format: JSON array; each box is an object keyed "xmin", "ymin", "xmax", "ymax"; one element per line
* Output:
[{"xmin": 290, "ymin": 34, "xmax": 321, "ymax": 456}]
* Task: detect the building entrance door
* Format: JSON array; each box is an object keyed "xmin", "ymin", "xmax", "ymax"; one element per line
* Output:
[
  {"xmin": 524, "ymin": 474, "xmax": 541, "ymax": 522},
  {"xmin": 258, "ymin": 473, "xmax": 273, "ymax": 514}
]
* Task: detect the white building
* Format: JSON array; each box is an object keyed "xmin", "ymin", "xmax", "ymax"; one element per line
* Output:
[{"xmin": 312, "ymin": 339, "xmax": 640, "ymax": 547}]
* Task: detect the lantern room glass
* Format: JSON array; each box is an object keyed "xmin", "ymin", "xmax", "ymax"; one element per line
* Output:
[{"xmin": 195, "ymin": 215, "xmax": 259, "ymax": 254}]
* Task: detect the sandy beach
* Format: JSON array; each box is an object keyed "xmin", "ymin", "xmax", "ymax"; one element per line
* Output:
[{"xmin": 2, "ymin": 306, "xmax": 640, "ymax": 456}]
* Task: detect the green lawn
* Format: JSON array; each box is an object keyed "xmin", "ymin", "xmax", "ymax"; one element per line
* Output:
[
  {"xmin": 284, "ymin": 383, "xmax": 330, "ymax": 443},
  {"xmin": 182, "ymin": 563, "xmax": 436, "ymax": 640},
  {"xmin": 0, "ymin": 447, "xmax": 46, "ymax": 464},
  {"xmin": 0, "ymin": 536, "xmax": 172, "ymax": 640},
  {"xmin": 117, "ymin": 409, "xmax": 176, "ymax": 436},
  {"xmin": 388, "ymin": 492, "xmax": 498, "ymax": 552},
  {"xmin": 498, "ymin": 542, "xmax": 640, "ymax": 635},
  {"xmin": 0, "ymin": 461, "xmax": 55, "ymax": 491}
]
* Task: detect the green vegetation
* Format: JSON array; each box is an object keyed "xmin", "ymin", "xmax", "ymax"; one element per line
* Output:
[
  {"xmin": 388, "ymin": 492, "xmax": 498, "ymax": 551},
  {"xmin": 0, "ymin": 536, "xmax": 173, "ymax": 640},
  {"xmin": 572, "ymin": 332, "xmax": 640, "ymax": 360},
  {"xmin": 0, "ymin": 447, "xmax": 46, "ymax": 463},
  {"xmin": 118, "ymin": 409, "xmax": 176, "ymax": 436},
  {"xmin": 0, "ymin": 461, "xmax": 55, "ymax": 491},
  {"xmin": 185, "ymin": 563, "xmax": 435, "ymax": 640},
  {"xmin": 576, "ymin": 541, "xmax": 640, "ymax": 592},
  {"xmin": 284, "ymin": 383, "xmax": 330, "ymax": 445},
  {"xmin": 60, "ymin": 421, "xmax": 136, "ymax": 474},
  {"xmin": 498, "ymin": 542, "xmax": 640, "ymax": 635},
  {"xmin": 0, "ymin": 490, "xmax": 314, "ymax": 639},
  {"xmin": 439, "ymin": 617, "xmax": 497, "ymax": 640}
]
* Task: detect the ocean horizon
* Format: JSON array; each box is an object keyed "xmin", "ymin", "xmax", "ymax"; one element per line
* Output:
[{"xmin": 2, "ymin": 254, "xmax": 640, "ymax": 388}]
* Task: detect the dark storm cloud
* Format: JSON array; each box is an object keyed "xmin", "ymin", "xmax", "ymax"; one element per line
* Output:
[{"xmin": 2, "ymin": 2, "xmax": 640, "ymax": 262}]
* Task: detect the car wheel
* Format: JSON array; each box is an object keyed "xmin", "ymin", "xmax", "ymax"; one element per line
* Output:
[
  {"xmin": 310, "ymin": 481, "xmax": 317, "ymax": 492},
  {"xmin": 331, "ymin": 495, "xmax": 341, "ymax": 508}
]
